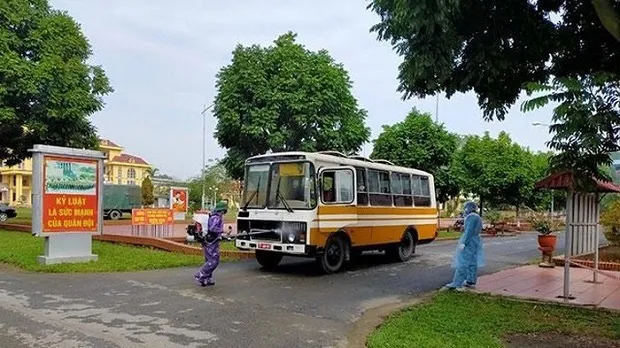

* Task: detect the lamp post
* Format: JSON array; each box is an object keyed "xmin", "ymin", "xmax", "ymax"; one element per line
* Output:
[
  {"xmin": 201, "ymin": 104, "xmax": 214, "ymax": 210},
  {"xmin": 532, "ymin": 122, "xmax": 554, "ymax": 217},
  {"xmin": 209, "ymin": 186, "xmax": 219, "ymax": 208}
]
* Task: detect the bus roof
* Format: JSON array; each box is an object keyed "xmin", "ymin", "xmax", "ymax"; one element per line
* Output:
[{"xmin": 246, "ymin": 151, "xmax": 433, "ymax": 177}]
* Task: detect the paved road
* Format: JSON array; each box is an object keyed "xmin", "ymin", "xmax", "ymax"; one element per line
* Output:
[{"xmin": 0, "ymin": 233, "xmax": 576, "ymax": 348}]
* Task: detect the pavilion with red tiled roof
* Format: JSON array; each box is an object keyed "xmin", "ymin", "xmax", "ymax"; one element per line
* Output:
[
  {"xmin": 474, "ymin": 170, "xmax": 620, "ymax": 311},
  {"xmin": 534, "ymin": 170, "xmax": 620, "ymax": 301},
  {"xmin": 535, "ymin": 171, "xmax": 620, "ymax": 193}
]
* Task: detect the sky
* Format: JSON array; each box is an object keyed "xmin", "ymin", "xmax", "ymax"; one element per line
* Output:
[{"xmin": 52, "ymin": 0, "xmax": 555, "ymax": 180}]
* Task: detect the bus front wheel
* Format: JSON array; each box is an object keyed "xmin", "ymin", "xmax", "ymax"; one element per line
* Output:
[
  {"xmin": 317, "ymin": 235, "xmax": 347, "ymax": 274},
  {"xmin": 255, "ymin": 250, "xmax": 283, "ymax": 269}
]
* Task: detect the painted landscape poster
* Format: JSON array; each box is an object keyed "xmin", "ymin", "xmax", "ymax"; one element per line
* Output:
[{"xmin": 44, "ymin": 158, "xmax": 97, "ymax": 196}]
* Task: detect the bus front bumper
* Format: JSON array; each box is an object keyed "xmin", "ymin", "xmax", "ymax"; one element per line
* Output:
[{"xmin": 235, "ymin": 239, "xmax": 311, "ymax": 255}]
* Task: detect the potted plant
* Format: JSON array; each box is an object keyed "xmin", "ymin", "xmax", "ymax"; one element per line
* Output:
[
  {"xmin": 530, "ymin": 213, "xmax": 557, "ymax": 250},
  {"xmin": 484, "ymin": 210, "xmax": 501, "ymax": 236}
]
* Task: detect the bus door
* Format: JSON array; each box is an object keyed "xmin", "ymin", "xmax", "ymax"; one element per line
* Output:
[
  {"xmin": 353, "ymin": 167, "xmax": 372, "ymax": 246},
  {"xmin": 317, "ymin": 166, "xmax": 361, "ymax": 244}
]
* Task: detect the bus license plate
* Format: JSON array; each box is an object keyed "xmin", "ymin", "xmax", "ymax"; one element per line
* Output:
[{"xmin": 258, "ymin": 243, "xmax": 271, "ymax": 249}]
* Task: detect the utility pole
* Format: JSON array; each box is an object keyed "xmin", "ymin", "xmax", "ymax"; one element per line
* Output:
[{"xmin": 201, "ymin": 104, "xmax": 214, "ymax": 210}]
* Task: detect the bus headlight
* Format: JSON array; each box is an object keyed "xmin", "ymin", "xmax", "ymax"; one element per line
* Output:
[{"xmin": 280, "ymin": 222, "xmax": 306, "ymax": 244}]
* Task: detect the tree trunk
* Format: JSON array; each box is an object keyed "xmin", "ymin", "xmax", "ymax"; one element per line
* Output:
[
  {"xmin": 516, "ymin": 205, "xmax": 521, "ymax": 228},
  {"xmin": 479, "ymin": 199, "xmax": 483, "ymax": 218}
]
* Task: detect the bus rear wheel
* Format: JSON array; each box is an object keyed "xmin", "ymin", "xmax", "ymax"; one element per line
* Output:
[
  {"xmin": 317, "ymin": 235, "xmax": 347, "ymax": 274},
  {"xmin": 387, "ymin": 229, "xmax": 416, "ymax": 262},
  {"xmin": 255, "ymin": 250, "xmax": 283, "ymax": 269}
]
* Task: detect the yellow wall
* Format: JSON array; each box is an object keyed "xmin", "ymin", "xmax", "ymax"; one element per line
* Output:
[
  {"xmin": 101, "ymin": 147, "xmax": 123, "ymax": 162},
  {"xmin": 0, "ymin": 143, "xmax": 152, "ymax": 205},
  {"xmin": 105, "ymin": 164, "xmax": 150, "ymax": 185},
  {"xmin": 0, "ymin": 159, "xmax": 33, "ymax": 205}
]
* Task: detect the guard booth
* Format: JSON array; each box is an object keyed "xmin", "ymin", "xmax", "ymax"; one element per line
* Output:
[{"xmin": 535, "ymin": 171, "xmax": 620, "ymax": 300}]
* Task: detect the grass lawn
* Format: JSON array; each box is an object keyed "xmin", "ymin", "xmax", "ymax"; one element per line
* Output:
[
  {"xmin": 0, "ymin": 230, "xmax": 217, "ymax": 273},
  {"xmin": 438, "ymin": 230, "xmax": 461, "ymax": 239},
  {"xmin": 367, "ymin": 292, "xmax": 620, "ymax": 348},
  {"xmin": 9, "ymin": 207, "xmax": 33, "ymax": 225}
]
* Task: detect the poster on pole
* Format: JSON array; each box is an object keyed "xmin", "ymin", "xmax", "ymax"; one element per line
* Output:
[
  {"xmin": 41, "ymin": 156, "xmax": 100, "ymax": 233},
  {"xmin": 169, "ymin": 187, "xmax": 188, "ymax": 220},
  {"xmin": 30, "ymin": 145, "xmax": 105, "ymax": 265}
]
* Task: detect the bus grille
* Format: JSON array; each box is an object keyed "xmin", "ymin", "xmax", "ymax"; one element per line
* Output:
[{"xmin": 246, "ymin": 220, "xmax": 306, "ymax": 242}]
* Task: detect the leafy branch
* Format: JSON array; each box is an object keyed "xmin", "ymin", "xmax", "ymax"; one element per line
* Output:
[{"xmin": 521, "ymin": 75, "xmax": 620, "ymax": 188}]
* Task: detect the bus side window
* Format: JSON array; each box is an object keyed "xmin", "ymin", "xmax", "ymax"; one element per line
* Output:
[
  {"xmin": 368, "ymin": 170, "xmax": 391, "ymax": 206},
  {"xmin": 356, "ymin": 167, "xmax": 368, "ymax": 205},
  {"xmin": 393, "ymin": 173, "xmax": 413, "ymax": 206},
  {"xmin": 337, "ymin": 170, "xmax": 354, "ymax": 203},
  {"xmin": 322, "ymin": 172, "xmax": 336, "ymax": 203},
  {"xmin": 402, "ymin": 174, "xmax": 413, "ymax": 206},
  {"xmin": 412, "ymin": 175, "xmax": 431, "ymax": 207},
  {"xmin": 321, "ymin": 170, "xmax": 354, "ymax": 204}
]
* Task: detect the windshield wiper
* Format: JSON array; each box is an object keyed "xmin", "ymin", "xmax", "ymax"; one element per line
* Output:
[
  {"xmin": 242, "ymin": 179, "xmax": 261, "ymax": 211},
  {"xmin": 274, "ymin": 176, "xmax": 294, "ymax": 213}
]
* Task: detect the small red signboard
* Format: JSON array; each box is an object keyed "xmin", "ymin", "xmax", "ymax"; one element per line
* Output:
[{"xmin": 131, "ymin": 208, "xmax": 174, "ymax": 226}]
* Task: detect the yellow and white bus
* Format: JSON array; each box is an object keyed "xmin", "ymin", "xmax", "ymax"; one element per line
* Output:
[{"xmin": 235, "ymin": 151, "xmax": 438, "ymax": 273}]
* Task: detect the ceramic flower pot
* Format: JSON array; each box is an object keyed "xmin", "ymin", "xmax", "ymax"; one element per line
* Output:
[{"xmin": 537, "ymin": 233, "xmax": 557, "ymax": 250}]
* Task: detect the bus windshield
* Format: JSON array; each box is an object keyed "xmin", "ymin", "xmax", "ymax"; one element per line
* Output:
[
  {"xmin": 242, "ymin": 164, "xmax": 270, "ymax": 208},
  {"xmin": 267, "ymin": 162, "xmax": 316, "ymax": 210},
  {"xmin": 242, "ymin": 162, "xmax": 316, "ymax": 210}
]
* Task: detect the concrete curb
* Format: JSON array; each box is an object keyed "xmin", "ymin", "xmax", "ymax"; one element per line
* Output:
[
  {"xmin": 0, "ymin": 217, "xmax": 237, "ymax": 227},
  {"xmin": 436, "ymin": 233, "xmax": 517, "ymax": 241},
  {"xmin": 552, "ymin": 252, "xmax": 620, "ymax": 272},
  {"xmin": 341, "ymin": 293, "xmax": 434, "ymax": 348},
  {"xmin": 95, "ymin": 234, "xmax": 255, "ymax": 259},
  {"xmin": 0, "ymin": 223, "xmax": 30, "ymax": 232}
]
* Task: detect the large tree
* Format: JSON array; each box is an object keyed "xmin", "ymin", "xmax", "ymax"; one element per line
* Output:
[
  {"xmin": 367, "ymin": 0, "xmax": 619, "ymax": 120},
  {"xmin": 454, "ymin": 132, "xmax": 539, "ymax": 219},
  {"xmin": 213, "ymin": 32, "xmax": 371, "ymax": 179},
  {"xmin": 0, "ymin": 0, "xmax": 113, "ymax": 165},
  {"xmin": 368, "ymin": 0, "xmax": 620, "ymax": 180},
  {"xmin": 370, "ymin": 108, "xmax": 460, "ymax": 204}
]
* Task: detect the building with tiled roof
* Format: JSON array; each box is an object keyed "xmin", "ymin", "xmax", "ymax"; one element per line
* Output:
[
  {"xmin": 99, "ymin": 139, "xmax": 153, "ymax": 186},
  {"xmin": 0, "ymin": 139, "xmax": 153, "ymax": 205}
]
